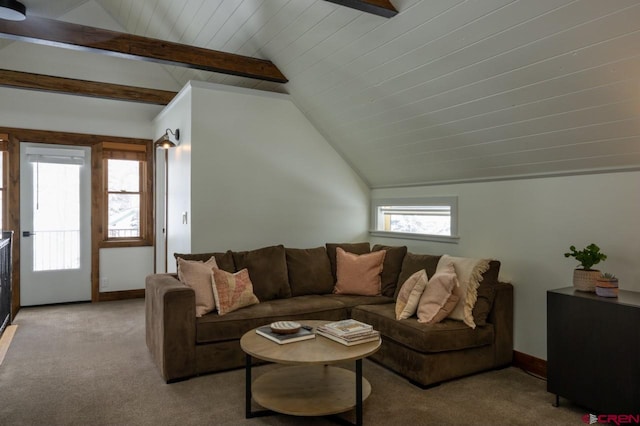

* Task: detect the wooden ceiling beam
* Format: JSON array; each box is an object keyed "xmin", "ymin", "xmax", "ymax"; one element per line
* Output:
[
  {"xmin": 0, "ymin": 69, "xmax": 177, "ymax": 105},
  {"xmin": 0, "ymin": 16, "xmax": 287, "ymax": 83},
  {"xmin": 324, "ymin": 0, "xmax": 398, "ymax": 18}
]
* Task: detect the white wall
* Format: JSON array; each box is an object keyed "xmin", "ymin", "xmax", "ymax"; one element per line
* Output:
[
  {"xmin": 99, "ymin": 247, "xmax": 154, "ymax": 292},
  {"xmin": 156, "ymin": 81, "xmax": 370, "ymax": 272},
  {"xmin": 371, "ymin": 171, "xmax": 640, "ymax": 360},
  {"xmin": 153, "ymin": 87, "xmax": 193, "ymax": 272}
]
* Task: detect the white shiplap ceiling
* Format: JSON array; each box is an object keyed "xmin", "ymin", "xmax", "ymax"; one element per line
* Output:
[{"xmin": 13, "ymin": 0, "xmax": 640, "ymax": 187}]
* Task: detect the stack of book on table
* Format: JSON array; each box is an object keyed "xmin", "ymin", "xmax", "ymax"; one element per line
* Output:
[{"xmin": 316, "ymin": 319, "xmax": 380, "ymax": 346}]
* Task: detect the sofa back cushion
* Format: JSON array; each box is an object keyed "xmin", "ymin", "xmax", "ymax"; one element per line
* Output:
[
  {"xmin": 326, "ymin": 242, "xmax": 371, "ymax": 282},
  {"xmin": 174, "ymin": 251, "xmax": 236, "ymax": 272},
  {"xmin": 372, "ymin": 244, "xmax": 407, "ymax": 297},
  {"xmin": 232, "ymin": 245, "xmax": 291, "ymax": 301},
  {"xmin": 285, "ymin": 247, "xmax": 335, "ymax": 296},
  {"xmin": 395, "ymin": 252, "xmax": 442, "ymax": 299},
  {"xmin": 473, "ymin": 260, "xmax": 501, "ymax": 326}
]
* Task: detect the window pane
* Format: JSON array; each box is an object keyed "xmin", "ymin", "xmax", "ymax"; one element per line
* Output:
[
  {"xmin": 32, "ymin": 162, "xmax": 81, "ymax": 271},
  {"xmin": 108, "ymin": 159, "xmax": 139, "ymax": 192},
  {"xmin": 378, "ymin": 206, "xmax": 452, "ymax": 236},
  {"xmin": 108, "ymin": 194, "xmax": 140, "ymax": 238}
]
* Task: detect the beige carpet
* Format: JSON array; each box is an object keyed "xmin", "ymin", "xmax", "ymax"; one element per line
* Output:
[{"xmin": 0, "ymin": 299, "xmax": 585, "ymax": 425}]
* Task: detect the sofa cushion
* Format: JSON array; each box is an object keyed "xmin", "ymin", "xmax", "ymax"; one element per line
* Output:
[
  {"xmin": 285, "ymin": 247, "xmax": 334, "ymax": 296},
  {"xmin": 326, "ymin": 242, "xmax": 371, "ymax": 282},
  {"xmin": 174, "ymin": 251, "xmax": 235, "ymax": 272},
  {"xmin": 212, "ymin": 268, "xmax": 259, "ymax": 315},
  {"xmin": 232, "ymin": 245, "xmax": 291, "ymax": 301},
  {"xmin": 352, "ymin": 303, "xmax": 494, "ymax": 353},
  {"xmin": 372, "ymin": 244, "xmax": 408, "ymax": 297},
  {"xmin": 177, "ymin": 256, "xmax": 218, "ymax": 317},
  {"xmin": 322, "ymin": 294, "xmax": 394, "ymax": 310},
  {"xmin": 196, "ymin": 295, "xmax": 347, "ymax": 343},
  {"xmin": 395, "ymin": 253, "xmax": 442, "ymax": 299},
  {"xmin": 395, "ymin": 269, "xmax": 428, "ymax": 320},
  {"xmin": 333, "ymin": 248, "xmax": 385, "ymax": 296},
  {"xmin": 473, "ymin": 260, "xmax": 501, "ymax": 326}
]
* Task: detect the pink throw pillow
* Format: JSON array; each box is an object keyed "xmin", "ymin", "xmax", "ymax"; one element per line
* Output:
[
  {"xmin": 212, "ymin": 268, "xmax": 259, "ymax": 316},
  {"xmin": 417, "ymin": 262, "xmax": 460, "ymax": 324},
  {"xmin": 395, "ymin": 269, "xmax": 428, "ymax": 320},
  {"xmin": 333, "ymin": 247, "xmax": 385, "ymax": 296},
  {"xmin": 177, "ymin": 256, "xmax": 218, "ymax": 317},
  {"xmin": 426, "ymin": 285, "xmax": 461, "ymax": 324}
]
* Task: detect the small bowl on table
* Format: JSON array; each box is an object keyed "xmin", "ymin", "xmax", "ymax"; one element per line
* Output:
[{"xmin": 269, "ymin": 321, "xmax": 301, "ymax": 335}]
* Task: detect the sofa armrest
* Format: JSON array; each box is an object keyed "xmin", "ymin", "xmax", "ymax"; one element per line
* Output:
[
  {"xmin": 145, "ymin": 273, "xmax": 196, "ymax": 382},
  {"xmin": 488, "ymin": 281, "xmax": 514, "ymax": 367}
]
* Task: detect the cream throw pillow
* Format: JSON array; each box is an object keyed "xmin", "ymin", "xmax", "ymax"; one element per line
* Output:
[
  {"xmin": 212, "ymin": 268, "xmax": 259, "ymax": 316},
  {"xmin": 177, "ymin": 256, "xmax": 218, "ymax": 317},
  {"xmin": 395, "ymin": 269, "xmax": 428, "ymax": 320},
  {"xmin": 417, "ymin": 262, "xmax": 459, "ymax": 324},
  {"xmin": 333, "ymin": 247, "xmax": 386, "ymax": 296},
  {"xmin": 436, "ymin": 255, "xmax": 491, "ymax": 329}
]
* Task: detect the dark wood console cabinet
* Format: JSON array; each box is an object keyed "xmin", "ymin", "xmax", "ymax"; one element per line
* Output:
[{"xmin": 547, "ymin": 287, "xmax": 640, "ymax": 413}]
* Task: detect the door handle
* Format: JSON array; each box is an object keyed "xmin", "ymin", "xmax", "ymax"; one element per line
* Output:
[{"xmin": 22, "ymin": 231, "xmax": 35, "ymax": 237}]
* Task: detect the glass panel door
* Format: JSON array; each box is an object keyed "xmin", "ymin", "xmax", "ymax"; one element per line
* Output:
[{"xmin": 20, "ymin": 143, "xmax": 91, "ymax": 306}]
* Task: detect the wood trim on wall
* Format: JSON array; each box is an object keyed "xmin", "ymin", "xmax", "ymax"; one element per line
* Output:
[
  {"xmin": 1, "ymin": 127, "xmax": 151, "ymax": 316},
  {"xmin": 97, "ymin": 289, "xmax": 145, "ymax": 302},
  {"xmin": 512, "ymin": 350, "xmax": 547, "ymax": 379},
  {"xmin": 91, "ymin": 143, "xmax": 103, "ymax": 303}
]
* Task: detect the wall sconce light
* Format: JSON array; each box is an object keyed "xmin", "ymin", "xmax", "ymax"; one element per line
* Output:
[
  {"xmin": 154, "ymin": 128, "xmax": 179, "ymax": 149},
  {"xmin": 0, "ymin": 0, "xmax": 26, "ymax": 21},
  {"xmin": 153, "ymin": 128, "xmax": 179, "ymax": 273}
]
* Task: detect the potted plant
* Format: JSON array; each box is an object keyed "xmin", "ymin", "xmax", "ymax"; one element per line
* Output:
[
  {"xmin": 564, "ymin": 243, "xmax": 607, "ymax": 292},
  {"xmin": 595, "ymin": 272, "xmax": 619, "ymax": 298}
]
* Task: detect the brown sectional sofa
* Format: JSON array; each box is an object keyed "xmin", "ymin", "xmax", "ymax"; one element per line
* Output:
[{"xmin": 145, "ymin": 243, "xmax": 513, "ymax": 387}]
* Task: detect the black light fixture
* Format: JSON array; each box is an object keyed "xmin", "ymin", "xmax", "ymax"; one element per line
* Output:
[
  {"xmin": 154, "ymin": 128, "xmax": 179, "ymax": 149},
  {"xmin": 0, "ymin": 0, "xmax": 26, "ymax": 21}
]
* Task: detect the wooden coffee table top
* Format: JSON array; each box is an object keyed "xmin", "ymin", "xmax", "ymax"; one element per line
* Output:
[{"xmin": 240, "ymin": 320, "xmax": 381, "ymax": 365}]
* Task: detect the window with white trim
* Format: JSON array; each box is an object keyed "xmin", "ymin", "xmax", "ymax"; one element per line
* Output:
[{"xmin": 370, "ymin": 197, "xmax": 459, "ymax": 242}]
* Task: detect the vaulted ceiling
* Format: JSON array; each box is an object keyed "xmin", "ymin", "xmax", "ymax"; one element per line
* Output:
[{"xmin": 2, "ymin": 0, "xmax": 640, "ymax": 188}]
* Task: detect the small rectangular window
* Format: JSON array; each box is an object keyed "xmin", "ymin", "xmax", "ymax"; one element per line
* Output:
[{"xmin": 370, "ymin": 197, "xmax": 458, "ymax": 243}]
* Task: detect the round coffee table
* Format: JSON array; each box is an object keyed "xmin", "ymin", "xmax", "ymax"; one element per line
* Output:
[{"xmin": 240, "ymin": 320, "xmax": 381, "ymax": 425}]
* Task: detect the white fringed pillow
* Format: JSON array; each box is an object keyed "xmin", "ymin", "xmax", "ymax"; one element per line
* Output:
[{"xmin": 436, "ymin": 255, "xmax": 490, "ymax": 329}]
